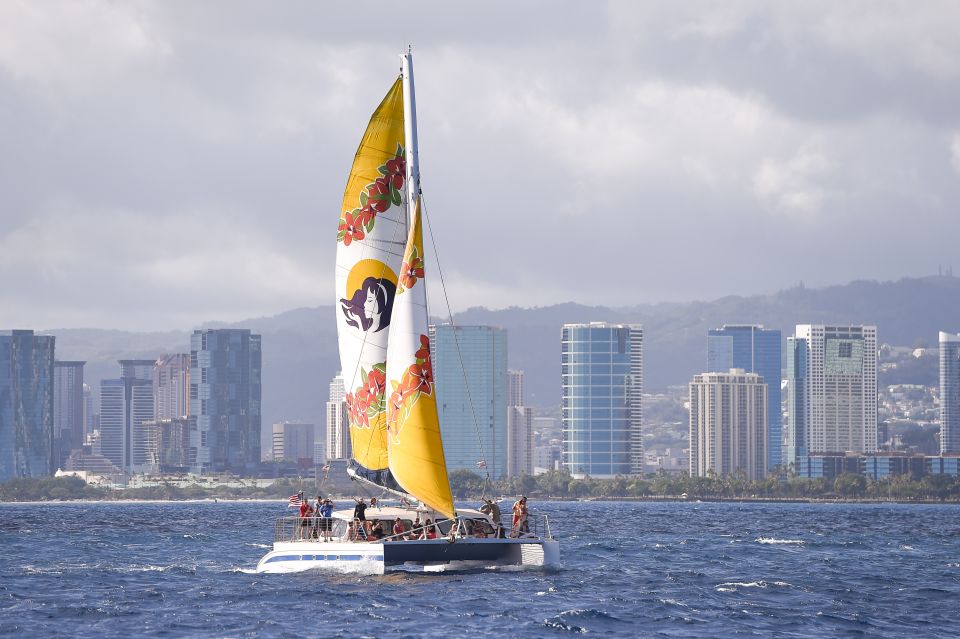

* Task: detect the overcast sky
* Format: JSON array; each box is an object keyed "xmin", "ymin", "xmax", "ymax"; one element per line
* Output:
[{"xmin": 1, "ymin": 1, "xmax": 958, "ymax": 331}]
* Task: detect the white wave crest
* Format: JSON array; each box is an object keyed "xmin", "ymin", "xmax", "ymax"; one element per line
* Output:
[
  {"xmin": 716, "ymin": 580, "xmax": 791, "ymax": 592},
  {"xmin": 755, "ymin": 537, "xmax": 805, "ymax": 545}
]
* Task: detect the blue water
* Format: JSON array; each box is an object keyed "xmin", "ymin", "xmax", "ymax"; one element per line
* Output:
[{"xmin": 2, "ymin": 500, "xmax": 960, "ymax": 637}]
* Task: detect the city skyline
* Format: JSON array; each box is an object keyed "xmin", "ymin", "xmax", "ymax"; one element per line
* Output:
[{"xmin": 1, "ymin": 3, "xmax": 959, "ymax": 331}]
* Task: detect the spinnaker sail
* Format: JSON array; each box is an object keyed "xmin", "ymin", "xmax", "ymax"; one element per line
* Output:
[{"xmin": 335, "ymin": 77, "xmax": 408, "ymax": 476}]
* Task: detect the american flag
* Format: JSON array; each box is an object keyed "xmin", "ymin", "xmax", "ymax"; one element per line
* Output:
[
  {"xmin": 288, "ymin": 493, "xmax": 302, "ymax": 507},
  {"xmin": 476, "ymin": 460, "xmax": 487, "ymax": 469},
  {"xmin": 321, "ymin": 464, "xmax": 331, "ymax": 472}
]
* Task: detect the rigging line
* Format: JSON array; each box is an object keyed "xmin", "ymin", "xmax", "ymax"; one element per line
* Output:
[{"xmin": 420, "ymin": 193, "xmax": 489, "ymax": 470}]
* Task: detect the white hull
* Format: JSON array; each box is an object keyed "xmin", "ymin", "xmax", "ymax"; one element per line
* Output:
[{"xmin": 257, "ymin": 537, "xmax": 560, "ymax": 575}]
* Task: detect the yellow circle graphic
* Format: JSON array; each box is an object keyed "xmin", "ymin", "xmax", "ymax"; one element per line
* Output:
[{"xmin": 346, "ymin": 259, "xmax": 398, "ymax": 297}]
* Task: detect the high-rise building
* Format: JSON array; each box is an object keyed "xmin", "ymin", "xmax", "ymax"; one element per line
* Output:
[
  {"xmin": 561, "ymin": 322, "xmax": 643, "ymax": 478},
  {"xmin": 430, "ymin": 324, "xmax": 508, "ymax": 478},
  {"xmin": 271, "ymin": 421, "xmax": 316, "ymax": 464},
  {"xmin": 82, "ymin": 383, "xmax": 94, "ymax": 440},
  {"xmin": 508, "ymin": 370, "xmax": 524, "ymax": 408},
  {"xmin": 140, "ymin": 417, "xmax": 189, "ymax": 473},
  {"xmin": 325, "ymin": 373, "xmax": 350, "ymax": 460},
  {"xmin": 99, "ymin": 361, "xmax": 154, "ymax": 472},
  {"xmin": 689, "ymin": 369, "xmax": 768, "ymax": 480},
  {"xmin": 507, "ymin": 406, "xmax": 534, "ymax": 476},
  {"xmin": 53, "ymin": 360, "xmax": 85, "ymax": 469},
  {"xmin": 784, "ymin": 325, "xmax": 877, "ymax": 468},
  {"xmin": 939, "ymin": 332, "xmax": 960, "ymax": 454},
  {"xmin": 189, "ymin": 329, "xmax": 262, "ymax": 475},
  {"xmin": 506, "ymin": 369, "xmax": 533, "ymax": 476},
  {"xmin": 0, "ymin": 330, "xmax": 55, "ymax": 481},
  {"xmin": 783, "ymin": 337, "xmax": 807, "ymax": 466},
  {"xmin": 154, "ymin": 354, "xmax": 190, "ymax": 420},
  {"xmin": 707, "ymin": 325, "xmax": 782, "ymax": 471}
]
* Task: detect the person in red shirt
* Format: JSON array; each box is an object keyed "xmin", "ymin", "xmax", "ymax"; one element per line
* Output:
[
  {"xmin": 392, "ymin": 517, "xmax": 406, "ymax": 539},
  {"xmin": 424, "ymin": 519, "xmax": 437, "ymax": 539},
  {"xmin": 298, "ymin": 497, "xmax": 314, "ymax": 539}
]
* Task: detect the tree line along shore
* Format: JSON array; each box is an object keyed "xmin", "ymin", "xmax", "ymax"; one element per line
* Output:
[{"xmin": 3, "ymin": 470, "xmax": 960, "ymax": 503}]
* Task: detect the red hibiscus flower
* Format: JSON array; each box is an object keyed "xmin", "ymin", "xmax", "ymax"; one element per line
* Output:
[
  {"xmin": 384, "ymin": 155, "xmax": 406, "ymax": 190},
  {"xmin": 358, "ymin": 204, "xmax": 376, "ymax": 229},
  {"xmin": 399, "ymin": 255, "xmax": 424, "ymax": 290},
  {"xmin": 415, "ymin": 335, "xmax": 430, "ymax": 361},
  {"xmin": 367, "ymin": 179, "xmax": 391, "ymax": 212},
  {"xmin": 401, "ymin": 362, "xmax": 432, "ymax": 395},
  {"xmin": 338, "ymin": 212, "xmax": 365, "ymax": 246},
  {"xmin": 366, "ymin": 367, "xmax": 386, "ymax": 398}
]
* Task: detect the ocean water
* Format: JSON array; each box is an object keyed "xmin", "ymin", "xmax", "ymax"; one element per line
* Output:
[{"xmin": 2, "ymin": 500, "xmax": 959, "ymax": 638}]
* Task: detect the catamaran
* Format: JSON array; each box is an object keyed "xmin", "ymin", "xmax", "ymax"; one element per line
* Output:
[{"xmin": 256, "ymin": 50, "xmax": 560, "ymax": 574}]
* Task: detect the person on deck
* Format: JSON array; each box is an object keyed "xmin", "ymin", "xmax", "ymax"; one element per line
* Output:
[
  {"xmin": 353, "ymin": 497, "xmax": 367, "ymax": 522},
  {"xmin": 319, "ymin": 498, "xmax": 334, "ymax": 541},
  {"xmin": 511, "ymin": 496, "xmax": 529, "ymax": 537},
  {"xmin": 299, "ymin": 498, "xmax": 314, "ymax": 540},
  {"xmin": 392, "ymin": 517, "xmax": 406, "ymax": 539},
  {"xmin": 424, "ymin": 519, "xmax": 437, "ymax": 540},
  {"xmin": 480, "ymin": 499, "xmax": 502, "ymax": 537}
]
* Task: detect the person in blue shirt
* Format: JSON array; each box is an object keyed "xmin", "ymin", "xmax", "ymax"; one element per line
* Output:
[{"xmin": 319, "ymin": 498, "xmax": 335, "ymax": 541}]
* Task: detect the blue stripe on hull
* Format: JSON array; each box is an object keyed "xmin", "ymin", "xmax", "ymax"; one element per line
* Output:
[{"xmin": 265, "ymin": 554, "xmax": 384, "ymax": 563}]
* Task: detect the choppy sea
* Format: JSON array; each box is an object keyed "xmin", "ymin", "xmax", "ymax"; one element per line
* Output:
[{"xmin": 1, "ymin": 500, "xmax": 959, "ymax": 637}]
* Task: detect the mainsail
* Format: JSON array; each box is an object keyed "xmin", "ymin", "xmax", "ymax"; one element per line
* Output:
[
  {"xmin": 335, "ymin": 77, "xmax": 407, "ymax": 476},
  {"xmin": 385, "ymin": 198, "xmax": 455, "ymax": 518}
]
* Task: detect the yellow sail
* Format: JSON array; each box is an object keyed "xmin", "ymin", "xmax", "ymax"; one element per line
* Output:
[
  {"xmin": 335, "ymin": 77, "xmax": 407, "ymax": 473},
  {"xmin": 385, "ymin": 198, "xmax": 455, "ymax": 518}
]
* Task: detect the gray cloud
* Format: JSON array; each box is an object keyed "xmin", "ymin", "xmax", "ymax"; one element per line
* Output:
[{"xmin": 0, "ymin": 1, "xmax": 958, "ymax": 330}]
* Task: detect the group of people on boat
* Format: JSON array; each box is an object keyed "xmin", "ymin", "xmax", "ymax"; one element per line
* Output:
[
  {"xmin": 293, "ymin": 493, "xmax": 533, "ymax": 542},
  {"xmin": 295, "ymin": 494, "xmax": 335, "ymax": 540}
]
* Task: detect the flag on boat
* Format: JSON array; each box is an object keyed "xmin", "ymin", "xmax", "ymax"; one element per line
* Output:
[
  {"xmin": 288, "ymin": 493, "xmax": 302, "ymax": 507},
  {"xmin": 321, "ymin": 464, "xmax": 331, "ymax": 472},
  {"xmin": 476, "ymin": 460, "xmax": 487, "ymax": 469}
]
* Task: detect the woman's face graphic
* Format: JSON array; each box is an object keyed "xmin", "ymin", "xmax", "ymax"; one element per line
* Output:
[{"xmin": 363, "ymin": 288, "xmax": 378, "ymax": 319}]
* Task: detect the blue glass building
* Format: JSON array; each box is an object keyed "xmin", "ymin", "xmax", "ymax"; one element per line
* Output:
[
  {"xmin": 189, "ymin": 329, "xmax": 262, "ymax": 475},
  {"xmin": 429, "ymin": 325, "xmax": 508, "ymax": 479},
  {"xmin": 561, "ymin": 322, "xmax": 643, "ymax": 478},
  {"xmin": 784, "ymin": 337, "xmax": 807, "ymax": 467},
  {"xmin": 940, "ymin": 332, "xmax": 960, "ymax": 454},
  {"xmin": 0, "ymin": 330, "xmax": 55, "ymax": 481},
  {"xmin": 707, "ymin": 325, "xmax": 782, "ymax": 472}
]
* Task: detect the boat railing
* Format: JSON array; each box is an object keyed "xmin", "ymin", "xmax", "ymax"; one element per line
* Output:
[
  {"xmin": 274, "ymin": 517, "xmax": 350, "ymax": 543},
  {"xmin": 494, "ymin": 513, "xmax": 554, "ymax": 540},
  {"xmin": 274, "ymin": 513, "xmax": 556, "ymax": 543}
]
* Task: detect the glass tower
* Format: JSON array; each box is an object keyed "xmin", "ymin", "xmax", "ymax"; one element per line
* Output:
[
  {"xmin": 0, "ymin": 330, "xmax": 55, "ymax": 481},
  {"xmin": 189, "ymin": 329, "xmax": 262, "ymax": 475},
  {"xmin": 707, "ymin": 325, "xmax": 782, "ymax": 472},
  {"xmin": 940, "ymin": 332, "xmax": 960, "ymax": 454},
  {"xmin": 783, "ymin": 337, "xmax": 808, "ymax": 466},
  {"xmin": 561, "ymin": 322, "xmax": 643, "ymax": 478},
  {"xmin": 53, "ymin": 360, "xmax": 85, "ymax": 469},
  {"xmin": 429, "ymin": 324, "xmax": 508, "ymax": 479},
  {"xmin": 99, "ymin": 361, "xmax": 154, "ymax": 472}
]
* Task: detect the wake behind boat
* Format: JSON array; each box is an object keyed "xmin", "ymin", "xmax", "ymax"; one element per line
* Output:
[{"xmin": 257, "ymin": 50, "xmax": 560, "ymax": 574}]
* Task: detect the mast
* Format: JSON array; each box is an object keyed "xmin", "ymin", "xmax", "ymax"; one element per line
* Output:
[{"xmin": 401, "ymin": 48, "xmax": 420, "ymax": 224}]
